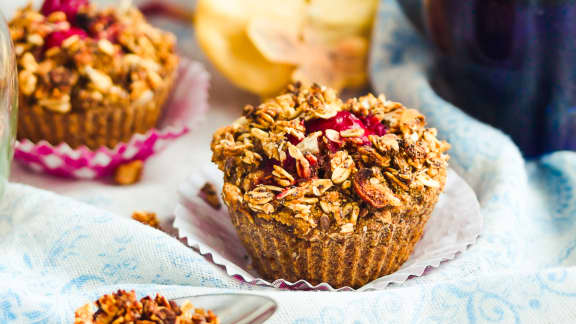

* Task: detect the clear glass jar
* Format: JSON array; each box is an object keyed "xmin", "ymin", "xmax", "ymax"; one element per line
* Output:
[{"xmin": 0, "ymin": 13, "xmax": 17, "ymax": 199}]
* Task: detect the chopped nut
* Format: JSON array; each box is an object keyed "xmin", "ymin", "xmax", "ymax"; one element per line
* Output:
[
  {"xmin": 310, "ymin": 179, "xmax": 333, "ymax": 196},
  {"xmin": 325, "ymin": 129, "xmax": 341, "ymax": 143},
  {"xmin": 350, "ymin": 204, "xmax": 360, "ymax": 224},
  {"xmin": 62, "ymin": 34, "xmax": 82, "ymax": 50},
  {"xmin": 340, "ymin": 223, "xmax": 354, "ymax": 233},
  {"xmin": 342, "ymin": 180, "xmax": 352, "ymax": 190},
  {"xmin": 85, "ymin": 66, "xmax": 113, "ymax": 93},
  {"xmin": 20, "ymin": 52, "xmax": 38, "ymax": 72},
  {"xmin": 312, "ymin": 102, "xmax": 339, "ymax": 119},
  {"xmin": 199, "ymin": 182, "xmax": 222, "ymax": 210},
  {"xmin": 272, "ymin": 165, "xmax": 294, "ymax": 186},
  {"xmin": 131, "ymin": 211, "xmax": 160, "ymax": 228},
  {"xmin": 114, "ymin": 160, "xmax": 144, "ymax": 185},
  {"xmin": 296, "ymin": 131, "xmax": 321, "ymax": 154},
  {"xmin": 340, "ymin": 128, "xmax": 365, "ymax": 138},
  {"xmin": 47, "ymin": 11, "xmax": 67, "ymax": 23},
  {"xmin": 146, "ymin": 70, "xmax": 163, "ymax": 89},
  {"xmin": 97, "ymin": 39, "xmax": 115, "ymax": 56},
  {"xmin": 133, "ymin": 89, "xmax": 154, "ymax": 106},
  {"xmin": 39, "ymin": 95, "xmax": 71, "ymax": 113},
  {"xmin": 26, "ymin": 33, "xmax": 43, "ymax": 46},
  {"xmin": 19, "ymin": 70, "xmax": 37, "ymax": 95},
  {"xmin": 330, "ymin": 151, "xmax": 354, "ymax": 184},
  {"xmin": 370, "ymin": 134, "xmax": 400, "ymax": 152},
  {"xmin": 417, "ymin": 174, "xmax": 440, "ymax": 188}
]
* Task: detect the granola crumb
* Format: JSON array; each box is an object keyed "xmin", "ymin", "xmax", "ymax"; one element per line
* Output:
[
  {"xmin": 199, "ymin": 182, "xmax": 222, "ymax": 210},
  {"xmin": 74, "ymin": 290, "xmax": 220, "ymax": 324},
  {"xmin": 114, "ymin": 160, "xmax": 144, "ymax": 185},
  {"xmin": 132, "ymin": 211, "xmax": 159, "ymax": 229}
]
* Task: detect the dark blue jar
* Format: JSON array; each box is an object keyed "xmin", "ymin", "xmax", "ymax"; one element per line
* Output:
[{"xmin": 399, "ymin": 0, "xmax": 576, "ymax": 156}]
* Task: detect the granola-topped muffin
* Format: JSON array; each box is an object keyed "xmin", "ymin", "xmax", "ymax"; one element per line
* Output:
[
  {"xmin": 211, "ymin": 83, "xmax": 450, "ymax": 288},
  {"xmin": 74, "ymin": 290, "xmax": 220, "ymax": 324},
  {"xmin": 9, "ymin": 0, "xmax": 178, "ymax": 149}
]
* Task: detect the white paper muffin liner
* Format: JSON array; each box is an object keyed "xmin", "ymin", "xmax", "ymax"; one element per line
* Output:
[{"xmin": 174, "ymin": 164, "xmax": 483, "ymax": 291}]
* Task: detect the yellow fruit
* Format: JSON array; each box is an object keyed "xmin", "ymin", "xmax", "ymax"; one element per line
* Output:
[
  {"xmin": 306, "ymin": 0, "xmax": 378, "ymax": 42},
  {"xmin": 195, "ymin": 0, "xmax": 378, "ymax": 97},
  {"xmin": 195, "ymin": 0, "xmax": 305, "ymax": 97}
]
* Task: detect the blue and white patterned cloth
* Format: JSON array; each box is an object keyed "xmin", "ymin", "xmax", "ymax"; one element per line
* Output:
[{"xmin": 3, "ymin": 1, "xmax": 576, "ymax": 323}]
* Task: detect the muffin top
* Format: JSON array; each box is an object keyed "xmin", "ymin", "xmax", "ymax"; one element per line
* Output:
[
  {"xmin": 9, "ymin": 0, "xmax": 178, "ymax": 114},
  {"xmin": 211, "ymin": 83, "xmax": 450, "ymax": 238}
]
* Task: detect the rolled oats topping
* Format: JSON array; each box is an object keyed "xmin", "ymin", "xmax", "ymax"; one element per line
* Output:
[
  {"xmin": 74, "ymin": 290, "xmax": 220, "ymax": 324},
  {"xmin": 211, "ymin": 83, "xmax": 450, "ymax": 237},
  {"xmin": 9, "ymin": 0, "xmax": 178, "ymax": 114}
]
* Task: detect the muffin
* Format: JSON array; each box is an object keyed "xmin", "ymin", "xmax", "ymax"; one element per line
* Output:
[
  {"xmin": 74, "ymin": 290, "xmax": 219, "ymax": 324},
  {"xmin": 9, "ymin": 0, "xmax": 179, "ymax": 149},
  {"xmin": 211, "ymin": 83, "xmax": 450, "ymax": 288}
]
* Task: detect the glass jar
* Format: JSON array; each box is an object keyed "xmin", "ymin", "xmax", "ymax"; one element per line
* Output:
[
  {"xmin": 399, "ymin": 0, "xmax": 576, "ymax": 156},
  {"xmin": 0, "ymin": 13, "xmax": 17, "ymax": 199}
]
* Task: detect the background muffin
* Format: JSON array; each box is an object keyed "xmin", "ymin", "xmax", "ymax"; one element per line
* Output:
[
  {"xmin": 9, "ymin": 0, "xmax": 178, "ymax": 149},
  {"xmin": 211, "ymin": 83, "xmax": 450, "ymax": 288}
]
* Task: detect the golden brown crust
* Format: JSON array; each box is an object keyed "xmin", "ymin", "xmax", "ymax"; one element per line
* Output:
[
  {"xmin": 10, "ymin": 3, "xmax": 178, "ymax": 148},
  {"xmin": 211, "ymin": 83, "xmax": 450, "ymax": 239}
]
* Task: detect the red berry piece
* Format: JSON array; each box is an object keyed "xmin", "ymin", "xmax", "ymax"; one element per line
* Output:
[
  {"xmin": 305, "ymin": 111, "xmax": 386, "ymax": 148},
  {"xmin": 41, "ymin": 0, "xmax": 89, "ymax": 23},
  {"xmin": 45, "ymin": 27, "xmax": 88, "ymax": 49}
]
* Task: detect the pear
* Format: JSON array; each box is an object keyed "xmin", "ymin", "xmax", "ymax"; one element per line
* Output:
[
  {"xmin": 195, "ymin": 0, "xmax": 378, "ymax": 97},
  {"xmin": 195, "ymin": 0, "xmax": 305, "ymax": 97}
]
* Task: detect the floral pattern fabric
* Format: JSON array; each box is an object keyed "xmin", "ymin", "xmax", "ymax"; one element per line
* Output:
[{"xmin": 2, "ymin": 0, "xmax": 576, "ymax": 323}]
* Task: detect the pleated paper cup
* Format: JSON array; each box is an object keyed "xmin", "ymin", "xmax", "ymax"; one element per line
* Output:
[
  {"xmin": 228, "ymin": 203, "xmax": 435, "ymax": 289},
  {"xmin": 173, "ymin": 164, "xmax": 483, "ymax": 291},
  {"xmin": 14, "ymin": 59, "xmax": 209, "ymax": 179}
]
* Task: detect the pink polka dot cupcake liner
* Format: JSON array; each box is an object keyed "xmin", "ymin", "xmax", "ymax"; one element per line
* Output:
[{"xmin": 14, "ymin": 58, "xmax": 209, "ymax": 179}]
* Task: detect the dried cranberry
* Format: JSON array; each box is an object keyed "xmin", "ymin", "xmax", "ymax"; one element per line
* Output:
[
  {"xmin": 98, "ymin": 23, "xmax": 122, "ymax": 43},
  {"xmin": 325, "ymin": 140, "xmax": 341, "ymax": 153},
  {"xmin": 360, "ymin": 115, "xmax": 387, "ymax": 136},
  {"xmin": 283, "ymin": 155, "xmax": 297, "ymax": 174},
  {"xmin": 45, "ymin": 28, "xmax": 88, "ymax": 49},
  {"xmin": 287, "ymin": 134, "xmax": 301, "ymax": 145},
  {"xmin": 41, "ymin": 0, "xmax": 89, "ymax": 23},
  {"xmin": 305, "ymin": 111, "xmax": 386, "ymax": 148},
  {"xmin": 306, "ymin": 111, "xmax": 367, "ymax": 134}
]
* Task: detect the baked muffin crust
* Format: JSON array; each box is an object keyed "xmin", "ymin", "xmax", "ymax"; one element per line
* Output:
[{"xmin": 211, "ymin": 83, "xmax": 450, "ymax": 239}]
